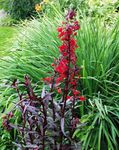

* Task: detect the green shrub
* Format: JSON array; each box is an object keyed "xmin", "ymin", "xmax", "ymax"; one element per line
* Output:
[
  {"xmin": 0, "ymin": 0, "xmax": 41, "ymax": 20},
  {"xmin": 73, "ymin": 95, "xmax": 119, "ymax": 150}
]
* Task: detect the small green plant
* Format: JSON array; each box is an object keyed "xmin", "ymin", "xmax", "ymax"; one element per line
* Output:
[{"xmin": 73, "ymin": 95, "xmax": 119, "ymax": 150}]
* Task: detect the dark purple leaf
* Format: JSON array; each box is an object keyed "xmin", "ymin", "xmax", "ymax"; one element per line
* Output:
[
  {"xmin": 61, "ymin": 118, "xmax": 67, "ymax": 137},
  {"xmin": 53, "ymin": 101, "xmax": 60, "ymax": 111},
  {"xmin": 41, "ymin": 87, "xmax": 46, "ymax": 98},
  {"xmin": 24, "ymin": 144, "xmax": 39, "ymax": 148},
  {"xmin": 26, "ymin": 106, "xmax": 39, "ymax": 114},
  {"xmin": 12, "ymin": 142, "xmax": 22, "ymax": 148}
]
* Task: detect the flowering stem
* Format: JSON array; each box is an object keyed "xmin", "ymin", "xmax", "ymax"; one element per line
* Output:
[{"xmin": 60, "ymin": 31, "xmax": 71, "ymax": 148}]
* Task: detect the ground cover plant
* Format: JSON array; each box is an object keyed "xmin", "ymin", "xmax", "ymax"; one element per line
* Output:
[{"xmin": 2, "ymin": 10, "xmax": 86, "ymax": 150}]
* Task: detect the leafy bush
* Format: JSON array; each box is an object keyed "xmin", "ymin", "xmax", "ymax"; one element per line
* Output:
[
  {"xmin": 0, "ymin": 15, "xmax": 17, "ymax": 26},
  {"xmin": 0, "ymin": 0, "xmax": 41, "ymax": 20},
  {"xmin": 52, "ymin": 0, "xmax": 119, "ymax": 23}
]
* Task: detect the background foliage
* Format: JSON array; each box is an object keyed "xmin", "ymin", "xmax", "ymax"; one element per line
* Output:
[{"xmin": 0, "ymin": 0, "xmax": 41, "ymax": 20}]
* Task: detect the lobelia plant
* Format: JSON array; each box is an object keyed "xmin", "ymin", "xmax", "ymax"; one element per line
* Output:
[{"xmin": 2, "ymin": 10, "xmax": 86, "ymax": 150}]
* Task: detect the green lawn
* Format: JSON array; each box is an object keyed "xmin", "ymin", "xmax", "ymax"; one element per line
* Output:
[{"xmin": 0, "ymin": 26, "xmax": 17, "ymax": 56}]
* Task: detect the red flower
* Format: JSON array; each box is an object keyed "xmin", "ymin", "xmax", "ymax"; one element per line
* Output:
[
  {"xmin": 57, "ymin": 27, "xmax": 63, "ymax": 32},
  {"xmin": 57, "ymin": 88, "xmax": 62, "ymax": 94},
  {"xmin": 59, "ymin": 44, "xmax": 67, "ymax": 52},
  {"xmin": 56, "ymin": 77, "xmax": 63, "ymax": 84},
  {"xmin": 43, "ymin": 10, "xmax": 85, "ymax": 105},
  {"xmin": 79, "ymin": 96, "xmax": 86, "ymax": 101},
  {"xmin": 70, "ymin": 80, "xmax": 77, "ymax": 86},
  {"xmin": 66, "ymin": 27, "xmax": 73, "ymax": 35},
  {"xmin": 55, "ymin": 59, "xmax": 68, "ymax": 74},
  {"xmin": 58, "ymin": 31, "xmax": 65, "ymax": 38},
  {"xmin": 70, "ymin": 38, "xmax": 76, "ymax": 47},
  {"xmin": 43, "ymin": 77, "xmax": 51, "ymax": 83},
  {"xmin": 71, "ymin": 55, "xmax": 76, "ymax": 63},
  {"xmin": 66, "ymin": 96, "xmax": 72, "ymax": 100},
  {"xmin": 73, "ymin": 21, "xmax": 80, "ymax": 30},
  {"xmin": 74, "ymin": 32, "xmax": 77, "ymax": 36},
  {"xmin": 51, "ymin": 63, "xmax": 55, "ymax": 67}
]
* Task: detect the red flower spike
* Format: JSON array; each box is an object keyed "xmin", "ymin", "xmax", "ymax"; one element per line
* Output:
[{"xmin": 44, "ymin": 11, "xmax": 86, "ymax": 134}]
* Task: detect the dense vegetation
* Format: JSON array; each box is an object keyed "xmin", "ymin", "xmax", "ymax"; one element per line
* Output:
[{"xmin": 0, "ymin": 0, "xmax": 119, "ymax": 150}]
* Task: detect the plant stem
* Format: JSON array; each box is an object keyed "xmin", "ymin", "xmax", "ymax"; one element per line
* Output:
[
  {"xmin": 42, "ymin": 101, "xmax": 47, "ymax": 150},
  {"xmin": 60, "ymin": 31, "xmax": 71, "ymax": 149},
  {"xmin": 50, "ymin": 73, "xmax": 57, "ymax": 149}
]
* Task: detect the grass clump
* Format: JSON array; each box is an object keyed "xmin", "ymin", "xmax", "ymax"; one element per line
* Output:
[{"xmin": 0, "ymin": 26, "xmax": 17, "ymax": 56}]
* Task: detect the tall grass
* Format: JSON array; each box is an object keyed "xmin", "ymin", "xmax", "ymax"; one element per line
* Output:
[
  {"xmin": 77, "ymin": 18, "xmax": 119, "ymax": 97},
  {"xmin": 74, "ymin": 95, "xmax": 119, "ymax": 150},
  {"xmin": 0, "ymin": 14, "xmax": 119, "ymax": 96}
]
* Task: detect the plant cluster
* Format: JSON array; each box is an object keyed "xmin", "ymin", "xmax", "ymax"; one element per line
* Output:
[
  {"xmin": 0, "ymin": 0, "xmax": 41, "ymax": 20},
  {"xmin": 2, "ymin": 10, "xmax": 85, "ymax": 150}
]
